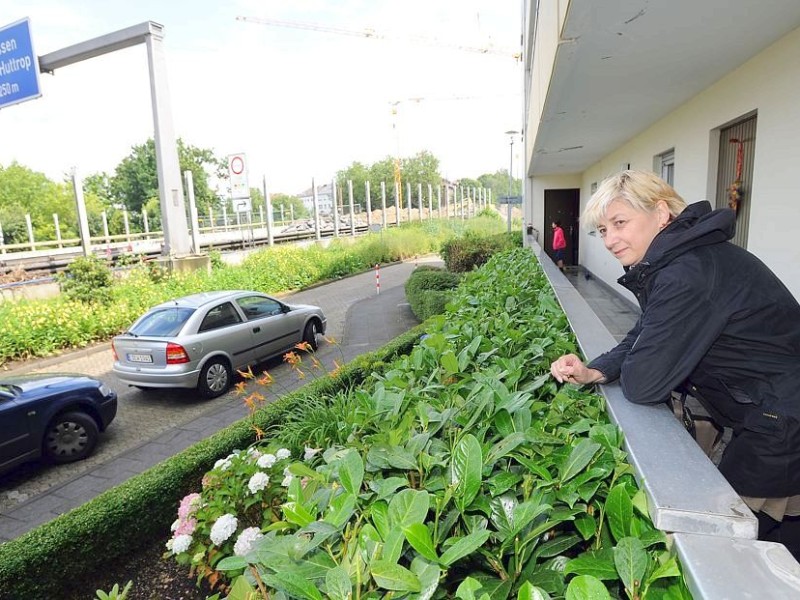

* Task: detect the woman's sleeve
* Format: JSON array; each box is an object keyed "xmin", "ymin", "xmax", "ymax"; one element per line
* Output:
[{"xmin": 614, "ymin": 273, "xmax": 727, "ymax": 404}]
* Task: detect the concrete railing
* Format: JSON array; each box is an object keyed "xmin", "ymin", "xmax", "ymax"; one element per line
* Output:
[{"xmin": 529, "ymin": 239, "xmax": 800, "ymax": 597}]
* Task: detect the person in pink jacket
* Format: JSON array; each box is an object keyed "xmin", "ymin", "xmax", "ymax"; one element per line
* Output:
[{"xmin": 551, "ymin": 220, "xmax": 567, "ymax": 272}]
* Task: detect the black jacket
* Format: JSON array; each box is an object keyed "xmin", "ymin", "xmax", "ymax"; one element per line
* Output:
[{"xmin": 588, "ymin": 201, "xmax": 800, "ymax": 497}]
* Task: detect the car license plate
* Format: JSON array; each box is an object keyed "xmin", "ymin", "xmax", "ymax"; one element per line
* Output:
[{"xmin": 128, "ymin": 353, "xmax": 153, "ymax": 364}]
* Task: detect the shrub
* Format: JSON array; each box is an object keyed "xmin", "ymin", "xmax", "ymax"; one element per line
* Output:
[
  {"xmin": 404, "ymin": 267, "xmax": 462, "ymax": 320},
  {"xmin": 56, "ymin": 255, "xmax": 113, "ymax": 304},
  {"xmin": 440, "ymin": 230, "xmax": 521, "ymax": 272}
]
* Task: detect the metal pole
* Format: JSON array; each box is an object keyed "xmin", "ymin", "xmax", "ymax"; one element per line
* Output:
[
  {"xmin": 263, "ymin": 175, "xmax": 274, "ymax": 246},
  {"xmin": 53, "ymin": 214, "xmax": 63, "ymax": 248},
  {"xmin": 312, "ymin": 178, "xmax": 321, "ymax": 241},
  {"xmin": 365, "ymin": 180, "xmax": 372, "ymax": 226},
  {"xmin": 507, "ymin": 137, "xmax": 514, "ymax": 233},
  {"xmin": 394, "ymin": 181, "xmax": 401, "ymax": 226},
  {"xmin": 417, "ymin": 184, "xmax": 423, "ymax": 222},
  {"xmin": 143, "ymin": 208, "xmax": 149, "ymax": 234},
  {"xmin": 348, "ymin": 179, "xmax": 356, "ymax": 237},
  {"xmin": 183, "ymin": 170, "xmax": 201, "ymax": 254},
  {"xmin": 71, "ymin": 169, "xmax": 92, "ymax": 257},
  {"xmin": 332, "ymin": 179, "xmax": 340, "ymax": 237},
  {"xmin": 427, "ymin": 183, "xmax": 433, "ymax": 220},
  {"xmin": 406, "ymin": 182, "xmax": 412, "ymax": 222},
  {"xmin": 437, "ymin": 185, "xmax": 442, "ymax": 219},
  {"xmin": 381, "ymin": 181, "xmax": 387, "ymax": 228},
  {"xmin": 102, "ymin": 211, "xmax": 110, "ymax": 245},
  {"xmin": 25, "ymin": 214, "xmax": 35, "ymax": 251}
]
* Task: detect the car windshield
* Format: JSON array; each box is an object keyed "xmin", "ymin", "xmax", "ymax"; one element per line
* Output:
[{"xmin": 130, "ymin": 307, "xmax": 195, "ymax": 337}]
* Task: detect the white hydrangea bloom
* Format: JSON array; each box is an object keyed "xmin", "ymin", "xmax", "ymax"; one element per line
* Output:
[
  {"xmin": 248, "ymin": 472, "xmax": 270, "ymax": 495},
  {"xmin": 276, "ymin": 448, "xmax": 291, "ymax": 460},
  {"xmin": 304, "ymin": 446, "xmax": 321, "ymax": 460},
  {"xmin": 233, "ymin": 527, "xmax": 264, "ymax": 557},
  {"xmin": 257, "ymin": 453, "xmax": 277, "ymax": 469},
  {"xmin": 210, "ymin": 513, "xmax": 238, "ymax": 545},
  {"xmin": 281, "ymin": 466, "xmax": 294, "ymax": 487},
  {"xmin": 247, "ymin": 447, "xmax": 262, "ymax": 461},
  {"xmin": 172, "ymin": 534, "xmax": 193, "ymax": 555}
]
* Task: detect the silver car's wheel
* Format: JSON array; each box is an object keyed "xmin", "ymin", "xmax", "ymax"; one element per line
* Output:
[
  {"xmin": 44, "ymin": 412, "xmax": 99, "ymax": 464},
  {"xmin": 303, "ymin": 320, "xmax": 319, "ymax": 351},
  {"xmin": 199, "ymin": 358, "xmax": 232, "ymax": 399}
]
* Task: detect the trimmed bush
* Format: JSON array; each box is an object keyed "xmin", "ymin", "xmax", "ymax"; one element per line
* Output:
[
  {"xmin": 440, "ymin": 230, "xmax": 522, "ymax": 272},
  {"xmin": 404, "ymin": 267, "xmax": 462, "ymax": 320}
]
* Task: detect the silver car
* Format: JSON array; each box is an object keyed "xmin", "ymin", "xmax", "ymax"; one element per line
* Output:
[{"xmin": 111, "ymin": 290, "xmax": 326, "ymax": 398}]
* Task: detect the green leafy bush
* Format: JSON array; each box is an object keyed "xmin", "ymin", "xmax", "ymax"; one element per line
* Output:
[
  {"xmin": 440, "ymin": 230, "xmax": 521, "ymax": 272},
  {"xmin": 162, "ymin": 249, "xmax": 689, "ymax": 600},
  {"xmin": 56, "ymin": 255, "xmax": 113, "ymax": 304},
  {"xmin": 404, "ymin": 266, "xmax": 462, "ymax": 320}
]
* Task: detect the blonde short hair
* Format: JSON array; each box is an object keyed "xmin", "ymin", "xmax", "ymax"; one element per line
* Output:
[{"xmin": 583, "ymin": 170, "xmax": 687, "ymax": 231}]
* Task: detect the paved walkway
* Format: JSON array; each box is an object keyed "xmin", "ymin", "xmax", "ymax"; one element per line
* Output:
[{"xmin": 0, "ymin": 255, "xmax": 639, "ymax": 543}]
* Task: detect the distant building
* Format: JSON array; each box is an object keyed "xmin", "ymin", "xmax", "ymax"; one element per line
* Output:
[{"xmin": 298, "ymin": 183, "xmax": 334, "ymax": 215}]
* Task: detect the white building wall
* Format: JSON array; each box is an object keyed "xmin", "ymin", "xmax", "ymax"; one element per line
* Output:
[{"xmin": 576, "ymin": 26, "xmax": 800, "ymax": 301}]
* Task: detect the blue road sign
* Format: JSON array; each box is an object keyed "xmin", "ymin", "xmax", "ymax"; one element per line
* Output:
[{"xmin": 0, "ymin": 18, "xmax": 42, "ymax": 110}]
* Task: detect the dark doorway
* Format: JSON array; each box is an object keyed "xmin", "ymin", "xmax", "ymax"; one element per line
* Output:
[
  {"xmin": 544, "ymin": 189, "xmax": 580, "ymax": 267},
  {"xmin": 715, "ymin": 114, "xmax": 757, "ymax": 249}
]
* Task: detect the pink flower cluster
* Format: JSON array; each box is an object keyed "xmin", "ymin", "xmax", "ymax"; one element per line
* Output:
[{"xmin": 167, "ymin": 493, "xmax": 202, "ymax": 554}]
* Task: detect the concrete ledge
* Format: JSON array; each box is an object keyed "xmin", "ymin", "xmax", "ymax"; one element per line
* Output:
[
  {"xmin": 531, "ymin": 240, "xmax": 758, "ymax": 538},
  {"xmin": 673, "ymin": 532, "xmax": 800, "ymax": 598}
]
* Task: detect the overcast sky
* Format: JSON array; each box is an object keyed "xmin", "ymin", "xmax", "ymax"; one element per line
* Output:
[{"xmin": 1, "ymin": 0, "xmax": 523, "ymax": 195}]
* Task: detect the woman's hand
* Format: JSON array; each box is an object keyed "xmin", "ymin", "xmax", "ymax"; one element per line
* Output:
[{"xmin": 550, "ymin": 354, "xmax": 605, "ymax": 385}]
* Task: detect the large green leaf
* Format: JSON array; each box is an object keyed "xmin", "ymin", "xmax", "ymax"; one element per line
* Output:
[
  {"xmin": 439, "ymin": 529, "xmax": 492, "ymax": 566},
  {"xmin": 565, "ymin": 575, "xmax": 611, "ymax": 600},
  {"xmin": 452, "ymin": 434, "xmax": 483, "ymax": 510},
  {"xmin": 441, "ymin": 350, "xmax": 460, "ymax": 374},
  {"xmin": 338, "ymin": 449, "xmax": 364, "ymax": 496},
  {"xmin": 388, "ymin": 489, "xmax": 430, "ymax": 528},
  {"xmin": 369, "ymin": 477, "xmax": 409, "ymax": 501},
  {"xmin": 648, "ymin": 555, "xmax": 681, "ymax": 582},
  {"xmin": 282, "ymin": 501, "xmax": 316, "ymax": 527},
  {"xmin": 370, "ymin": 560, "xmax": 422, "ymax": 592},
  {"xmin": 368, "ymin": 444, "xmax": 418, "ymax": 470},
  {"xmin": 534, "ymin": 534, "xmax": 581, "ymax": 559},
  {"xmin": 604, "ymin": 484, "xmax": 633, "ymax": 542},
  {"xmin": 613, "ymin": 537, "xmax": 647, "ymax": 595},
  {"xmin": 216, "ymin": 555, "xmax": 249, "ymax": 571},
  {"xmin": 564, "ymin": 550, "xmax": 618, "ymax": 580},
  {"xmin": 516, "ymin": 581, "xmax": 551, "ymax": 600},
  {"xmin": 409, "ymin": 556, "xmax": 441, "ymax": 600},
  {"xmin": 324, "ymin": 492, "xmax": 356, "ymax": 529},
  {"xmin": 226, "ymin": 575, "xmax": 259, "ymax": 600},
  {"xmin": 325, "ymin": 566, "xmax": 352, "ymax": 600},
  {"xmin": 370, "ymin": 502, "xmax": 390, "ymax": 540},
  {"xmin": 382, "ymin": 528, "xmax": 406, "ymax": 564},
  {"xmin": 486, "ymin": 432, "xmax": 527, "ymax": 466},
  {"xmin": 403, "ymin": 523, "xmax": 439, "ymax": 561},
  {"xmin": 558, "ymin": 440, "xmax": 601, "ymax": 484},
  {"xmin": 262, "ymin": 571, "xmax": 323, "ymax": 600}
]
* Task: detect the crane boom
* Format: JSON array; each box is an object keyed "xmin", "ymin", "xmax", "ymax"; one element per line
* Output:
[{"xmin": 236, "ymin": 15, "xmax": 521, "ymax": 60}]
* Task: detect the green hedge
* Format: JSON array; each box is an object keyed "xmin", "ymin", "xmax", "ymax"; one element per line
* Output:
[
  {"xmin": 404, "ymin": 267, "xmax": 462, "ymax": 321},
  {"xmin": 0, "ymin": 325, "xmax": 426, "ymax": 599},
  {"xmin": 440, "ymin": 230, "xmax": 522, "ymax": 272}
]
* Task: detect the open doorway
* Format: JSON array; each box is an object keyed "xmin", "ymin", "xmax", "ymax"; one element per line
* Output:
[{"xmin": 544, "ymin": 189, "xmax": 580, "ymax": 268}]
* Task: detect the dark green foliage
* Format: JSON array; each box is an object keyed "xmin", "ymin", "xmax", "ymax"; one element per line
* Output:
[
  {"xmin": 56, "ymin": 255, "xmax": 113, "ymax": 304},
  {"xmin": 440, "ymin": 230, "xmax": 522, "ymax": 272},
  {"xmin": 0, "ymin": 326, "xmax": 425, "ymax": 599},
  {"xmin": 404, "ymin": 267, "xmax": 462, "ymax": 320}
]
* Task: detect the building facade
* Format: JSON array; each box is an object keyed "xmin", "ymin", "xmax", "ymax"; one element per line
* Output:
[{"xmin": 522, "ymin": 0, "xmax": 800, "ymax": 302}]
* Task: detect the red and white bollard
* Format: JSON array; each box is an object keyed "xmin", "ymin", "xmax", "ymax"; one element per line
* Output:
[{"xmin": 375, "ymin": 263, "xmax": 380, "ymax": 295}]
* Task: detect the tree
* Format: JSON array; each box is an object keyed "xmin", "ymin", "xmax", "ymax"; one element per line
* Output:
[
  {"xmin": 0, "ymin": 162, "xmax": 78, "ymax": 245},
  {"xmin": 106, "ymin": 138, "xmax": 225, "ymax": 223},
  {"xmin": 270, "ymin": 193, "xmax": 308, "ymax": 221},
  {"xmin": 478, "ymin": 170, "xmax": 521, "ymax": 204}
]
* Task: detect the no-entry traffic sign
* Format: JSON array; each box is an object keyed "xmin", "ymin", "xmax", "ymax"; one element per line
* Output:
[{"xmin": 227, "ymin": 153, "xmax": 250, "ymax": 200}]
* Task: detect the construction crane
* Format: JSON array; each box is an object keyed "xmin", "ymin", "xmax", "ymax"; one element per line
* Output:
[{"xmin": 236, "ymin": 15, "xmax": 522, "ymax": 61}]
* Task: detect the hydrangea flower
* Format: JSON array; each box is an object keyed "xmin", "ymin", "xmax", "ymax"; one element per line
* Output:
[
  {"xmin": 276, "ymin": 448, "xmax": 291, "ymax": 460},
  {"xmin": 281, "ymin": 467, "xmax": 294, "ymax": 487},
  {"xmin": 210, "ymin": 513, "xmax": 238, "ymax": 545},
  {"xmin": 175, "ymin": 517, "xmax": 197, "ymax": 536},
  {"xmin": 214, "ymin": 458, "xmax": 232, "ymax": 471},
  {"xmin": 178, "ymin": 493, "xmax": 201, "ymax": 520},
  {"xmin": 233, "ymin": 527, "xmax": 264, "ymax": 557},
  {"xmin": 304, "ymin": 446, "xmax": 321, "ymax": 460},
  {"xmin": 247, "ymin": 447, "xmax": 262, "ymax": 461},
  {"xmin": 257, "ymin": 453, "xmax": 277, "ymax": 469},
  {"xmin": 171, "ymin": 534, "xmax": 193, "ymax": 555},
  {"xmin": 248, "ymin": 472, "xmax": 270, "ymax": 495}
]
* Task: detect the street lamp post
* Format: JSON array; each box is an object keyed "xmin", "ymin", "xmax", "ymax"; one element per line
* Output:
[{"xmin": 504, "ymin": 130, "xmax": 519, "ymax": 233}]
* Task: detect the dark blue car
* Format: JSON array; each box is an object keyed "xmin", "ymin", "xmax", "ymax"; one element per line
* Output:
[{"xmin": 0, "ymin": 373, "xmax": 118, "ymax": 476}]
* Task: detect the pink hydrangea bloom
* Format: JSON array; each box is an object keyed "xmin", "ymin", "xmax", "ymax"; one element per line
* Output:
[{"xmin": 178, "ymin": 493, "xmax": 201, "ymax": 520}]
